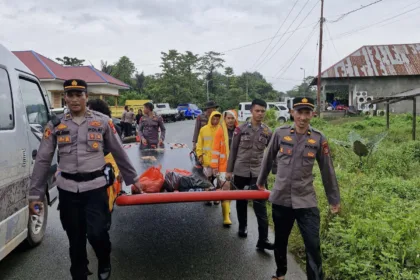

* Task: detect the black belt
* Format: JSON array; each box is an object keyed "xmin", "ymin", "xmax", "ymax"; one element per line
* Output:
[{"xmin": 61, "ymin": 170, "xmax": 104, "ymax": 182}]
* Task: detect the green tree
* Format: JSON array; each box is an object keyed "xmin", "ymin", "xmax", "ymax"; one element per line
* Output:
[
  {"xmin": 112, "ymin": 56, "xmax": 136, "ymax": 87},
  {"xmin": 100, "ymin": 60, "xmax": 113, "ymax": 75},
  {"xmin": 134, "ymin": 72, "xmax": 145, "ymax": 93},
  {"xmin": 225, "ymin": 67, "xmax": 234, "ymax": 89},
  {"xmin": 198, "ymin": 51, "xmax": 225, "ymax": 95},
  {"xmin": 285, "ymin": 76, "xmax": 316, "ymax": 98},
  {"xmin": 56, "ymin": 56, "xmax": 85, "ymax": 66}
]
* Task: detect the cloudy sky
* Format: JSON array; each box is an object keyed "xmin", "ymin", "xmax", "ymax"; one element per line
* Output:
[{"xmin": 0, "ymin": 0, "xmax": 418, "ymax": 91}]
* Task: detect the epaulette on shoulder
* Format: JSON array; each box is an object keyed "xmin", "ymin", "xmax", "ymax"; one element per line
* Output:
[
  {"xmin": 234, "ymin": 126, "xmax": 242, "ymax": 135},
  {"xmin": 91, "ymin": 111, "xmax": 111, "ymax": 122},
  {"xmin": 50, "ymin": 114, "xmax": 61, "ymax": 127},
  {"xmin": 310, "ymin": 127, "xmax": 323, "ymax": 135},
  {"xmin": 279, "ymin": 125, "xmax": 291, "ymax": 129}
]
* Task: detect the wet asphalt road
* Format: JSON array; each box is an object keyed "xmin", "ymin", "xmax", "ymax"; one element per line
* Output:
[{"xmin": 0, "ymin": 120, "xmax": 305, "ymax": 280}]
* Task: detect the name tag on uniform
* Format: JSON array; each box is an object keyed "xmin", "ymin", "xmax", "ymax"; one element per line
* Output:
[{"xmin": 88, "ymin": 127, "xmax": 103, "ymax": 133}]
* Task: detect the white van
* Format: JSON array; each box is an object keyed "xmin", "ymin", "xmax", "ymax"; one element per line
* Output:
[
  {"xmin": 238, "ymin": 102, "xmax": 290, "ymax": 124},
  {"xmin": 0, "ymin": 44, "xmax": 58, "ymax": 261}
]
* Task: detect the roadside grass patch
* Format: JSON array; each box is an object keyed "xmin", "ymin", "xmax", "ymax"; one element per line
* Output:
[{"xmin": 263, "ymin": 114, "xmax": 420, "ymax": 280}]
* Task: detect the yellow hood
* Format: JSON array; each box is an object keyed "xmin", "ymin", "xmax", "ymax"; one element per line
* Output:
[{"xmin": 207, "ymin": 110, "xmax": 222, "ymax": 126}]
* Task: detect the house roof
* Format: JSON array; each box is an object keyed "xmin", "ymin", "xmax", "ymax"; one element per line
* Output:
[
  {"xmin": 311, "ymin": 43, "xmax": 420, "ymax": 85},
  {"xmin": 12, "ymin": 51, "xmax": 130, "ymax": 89}
]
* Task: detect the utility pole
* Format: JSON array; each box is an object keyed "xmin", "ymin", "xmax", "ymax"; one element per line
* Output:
[
  {"xmin": 317, "ymin": 0, "xmax": 325, "ymax": 117},
  {"xmin": 300, "ymin": 67, "xmax": 306, "ymax": 82}
]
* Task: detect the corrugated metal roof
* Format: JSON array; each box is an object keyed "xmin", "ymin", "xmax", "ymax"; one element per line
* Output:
[
  {"xmin": 321, "ymin": 43, "xmax": 420, "ymax": 78},
  {"xmin": 12, "ymin": 51, "xmax": 130, "ymax": 88}
]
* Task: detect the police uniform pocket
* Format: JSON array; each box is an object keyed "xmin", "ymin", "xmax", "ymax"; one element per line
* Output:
[
  {"xmin": 239, "ymin": 134, "xmax": 252, "ymax": 148},
  {"xmin": 278, "ymin": 145, "xmax": 292, "ymax": 165},
  {"xmin": 303, "ymin": 148, "xmax": 316, "ymax": 166},
  {"xmin": 57, "ymin": 135, "xmax": 72, "ymax": 154},
  {"xmin": 257, "ymin": 135, "xmax": 268, "ymax": 150},
  {"xmin": 87, "ymin": 133, "xmax": 103, "ymax": 152}
]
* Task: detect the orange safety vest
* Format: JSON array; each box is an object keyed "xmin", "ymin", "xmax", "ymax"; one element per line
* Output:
[{"xmin": 210, "ymin": 110, "xmax": 238, "ymax": 172}]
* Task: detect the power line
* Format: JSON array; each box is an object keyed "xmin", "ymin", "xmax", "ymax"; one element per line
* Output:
[
  {"xmin": 330, "ymin": 1, "xmax": 420, "ymax": 40},
  {"xmin": 220, "ymin": 21, "xmax": 319, "ymax": 53},
  {"xmin": 275, "ymin": 22, "xmax": 319, "ymax": 79},
  {"xmin": 256, "ymin": 0, "xmax": 320, "ymax": 71},
  {"xmin": 250, "ymin": 0, "xmax": 300, "ymax": 70},
  {"xmin": 329, "ymin": 0, "xmax": 384, "ymax": 23},
  {"xmin": 254, "ymin": 0, "xmax": 313, "ymax": 70},
  {"xmin": 325, "ymin": 23, "xmax": 340, "ymax": 60}
]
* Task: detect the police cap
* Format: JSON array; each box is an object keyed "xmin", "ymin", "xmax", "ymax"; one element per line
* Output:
[
  {"xmin": 63, "ymin": 79, "xmax": 88, "ymax": 92},
  {"xmin": 251, "ymin": 99, "xmax": 267, "ymax": 108},
  {"xmin": 293, "ymin": 97, "xmax": 315, "ymax": 111}
]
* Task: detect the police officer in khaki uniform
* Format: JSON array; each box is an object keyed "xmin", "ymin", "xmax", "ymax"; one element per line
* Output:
[
  {"xmin": 138, "ymin": 102, "xmax": 166, "ymax": 149},
  {"xmin": 256, "ymin": 97, "xmax": 341, "ymax": 280},
  {"xmin": 29, "ymin": 79, "xmax": 143, "ymax": 280},
  {"xmin": 226, "ymin": 99, "xmax": 274, "ymax": 251},
  {"xmin": 125, "ymin": 108, "xmax": 135, "ymax": 137},
  {"xmin": 192, "ymin": 100, "xmax": 219, "ymax": 151}
]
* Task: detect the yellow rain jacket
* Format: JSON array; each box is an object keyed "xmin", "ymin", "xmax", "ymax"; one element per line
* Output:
[{"xmin": 196, "ymin": 111, "xmax": 222, "ymax": 167}]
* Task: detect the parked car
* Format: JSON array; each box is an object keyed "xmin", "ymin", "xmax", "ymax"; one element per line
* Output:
[
  {"xmin": 177, "ymin": 103, "xmax": 202, "ymax": 120},
  {"xmin": 155, "ymin": 103, "xmax": 179, "ymax": 122},
  {"xmin": 238, "ymin": 102, "xmax": 290, "ymax": 124},
  {"xmin": 0, "ymin": 44, "xmax": 59, "ymax": 261}
]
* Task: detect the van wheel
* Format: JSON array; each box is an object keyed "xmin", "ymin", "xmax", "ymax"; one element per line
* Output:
[
  {"xmin": 278, "ymin": 117, "xmax": 286, "ymax": 124},
  {"xmin": 26, "ymin": 195, "xmax": 48, "ymax": 247}
]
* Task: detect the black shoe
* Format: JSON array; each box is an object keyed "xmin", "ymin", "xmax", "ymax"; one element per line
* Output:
[
  {"xmin": 85, "ymin": 268, "xmax": 93, "ymax": 276},
  {"xmin": 205, "ymin": 201, "xmax": 213, "ymax": 206},
  {"xmin": 98, "ymin": 263, "xmax": 111, "ymax": 280},
  {"xmin": 256, "ymin": 239, "xmax": 275, "ymax": 251},
  {"xmin": 238, "ymin": 227, "xmax": 248, "ymax": 238}
]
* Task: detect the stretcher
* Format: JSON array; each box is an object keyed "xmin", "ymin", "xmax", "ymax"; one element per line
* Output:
[{"xmin": 115, "ymin": 143, "xmax": 270, "ymax": 206}]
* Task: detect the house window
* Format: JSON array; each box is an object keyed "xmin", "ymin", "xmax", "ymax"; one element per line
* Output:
[{"xmin": 0, "ymin": 68, "xmax": 14, "ymax": 130}]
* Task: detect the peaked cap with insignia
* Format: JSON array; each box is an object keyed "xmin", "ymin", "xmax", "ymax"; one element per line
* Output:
[
  {"xmin": 293, "ymin": 97, "xmax": 315, "ymax": 111},
  {"xmin": 63, "ymin": 79, "xmax": 88, "ymax": 92}
]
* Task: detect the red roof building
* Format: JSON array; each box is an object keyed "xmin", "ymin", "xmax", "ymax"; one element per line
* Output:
[
  {"xmin": 311, "ymin": 43, "xmax": 420, "ymax": 114},
  {"xmin": 13, "ymin": 50, "xmax": 130, "ymax": 108}
]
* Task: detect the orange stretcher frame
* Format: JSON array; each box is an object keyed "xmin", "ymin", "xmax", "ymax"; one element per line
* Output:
[{"xmin": 116, "ymin": 190, "xmax": 270, "ymax": 206}]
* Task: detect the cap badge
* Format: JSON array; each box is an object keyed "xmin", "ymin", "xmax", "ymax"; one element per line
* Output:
[
  {"xmin": 71, "ymin": 80, "xmax": 78, "ymax": 86},
  {"xmin": 302, "ymin": 98, "xmax": 308, "ymax": 103}
]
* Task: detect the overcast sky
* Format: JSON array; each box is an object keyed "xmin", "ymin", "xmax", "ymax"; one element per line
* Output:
[{"xmin": 0, "ymin": 0, "xmax": 418, "ymax": 92}]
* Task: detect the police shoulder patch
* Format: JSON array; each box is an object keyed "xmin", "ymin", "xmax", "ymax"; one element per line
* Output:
[
  {"xmin": 108, "ymin": 119, "xmax": 117, "ymax": 134},
  {"xmin": 43, "ymin": 127, "xmax": 51, "ymax": 139},
  {"xmin": 322, "ymin": 141, "xmax": 329, "ymax": 155},
  {"xmin": 234, "ymin": 126, "xmax": 241, "ymax": 135}
]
